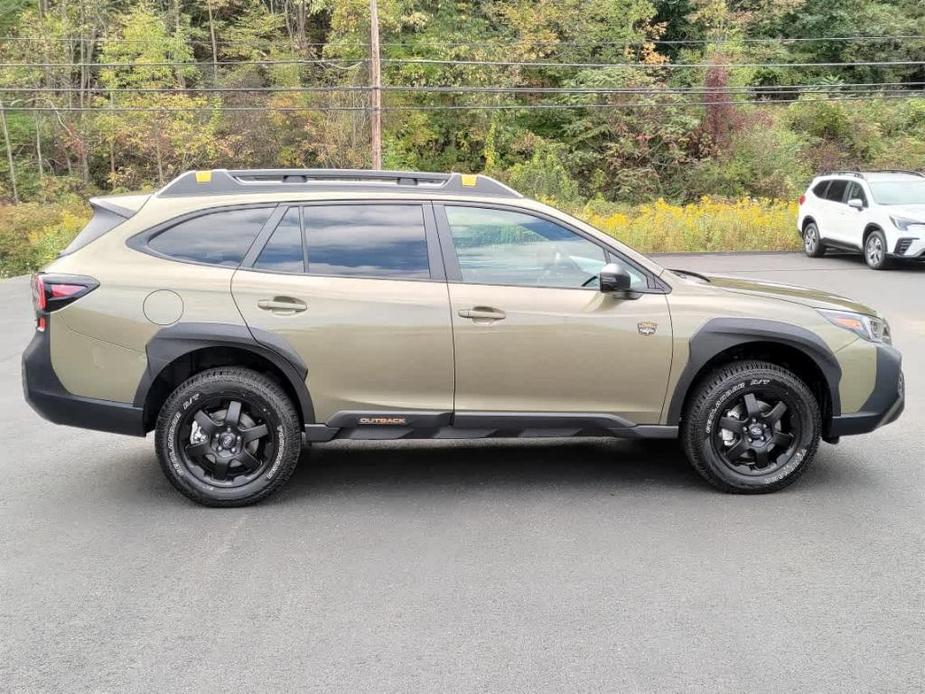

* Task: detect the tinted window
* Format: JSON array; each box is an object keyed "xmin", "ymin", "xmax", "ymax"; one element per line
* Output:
[
  {"xmin": 148, "ymin": 208, "xmax": 271, "ymax": 266},
  {"xmin": 812, "ymin": 181, "xmax": 831, "ymax": 198},
  {"xmin": 445, "ymin": 206, "xmax": 615, "ymax": 289},
  {"xmin": 254, "ymin": 208, "xmax": 303, "ymax": 273},
  {"xmin": 846, "ymin": 182, "xmax": 867, "ymax": 206},
  {"xmin": 304, "ymin": 204, "xmax": 430, "ymax": 279},
  {"xmin": 825, "ymin": 180, "xmax": 849, "ymax": 203}
]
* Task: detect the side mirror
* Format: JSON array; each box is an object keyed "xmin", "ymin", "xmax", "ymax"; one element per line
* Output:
[
  {"xmin": 599, "ymin": 263, "xmax": 632, "ymax": 293},
  {"xmin": 847, "ymin": 198, "xmax": 865, "ymax": 210}
]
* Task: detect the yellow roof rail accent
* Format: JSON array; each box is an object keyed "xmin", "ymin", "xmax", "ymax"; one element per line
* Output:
[
  {"xmin": 460, "ymin": 174, "xmax": 478, "ymax": 187},
  {"xmin": 195, "ymin": 171, "xmax": 213, "ymax": 184}
]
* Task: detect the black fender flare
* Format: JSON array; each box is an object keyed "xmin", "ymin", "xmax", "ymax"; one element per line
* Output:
[
  {"xmin": 133, "ymin": 322, "xmax": 315, "ymax": 424},
  {"xmin": 666, "ymin": 318, "xmax": 842, "ymax": 425}
]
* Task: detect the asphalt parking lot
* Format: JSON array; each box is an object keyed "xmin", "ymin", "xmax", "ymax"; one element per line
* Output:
[{"xmin": 1, "ymin": 252, "xmax": 923, "ymax": 692}]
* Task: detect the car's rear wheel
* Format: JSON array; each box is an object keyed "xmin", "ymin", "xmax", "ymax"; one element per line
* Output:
[
  {"xmin": 864, "ymin": 229, "xmax": 892, "ymax": 270},
  {"xmin": 803, "ymin": 222, "xmax": 826, "ymax": 257},
  {"xmin": 681, "ymin": 360, "xmax": 821, "ymax": 493},
  {"xmin": 155, "ymin": 367, "xmax": 302, "ymax": 507}
]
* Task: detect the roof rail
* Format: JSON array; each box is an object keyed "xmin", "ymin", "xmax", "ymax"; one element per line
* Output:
[
  {"xmin": 821, "ymin": 169, "xmax": 924, "ymax": 180},
  {"xmin": 863, "ymin": 169, "xmax": 925, "ymax": 177},
  {"xmin": 821, "ymin": 171, "xmax": 865, "ymax": 179},
  {"xmin": 157, "ymin": 168, "xmax": 522, "ymax": 198}
]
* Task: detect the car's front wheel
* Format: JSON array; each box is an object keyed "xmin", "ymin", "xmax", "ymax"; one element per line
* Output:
[
  {"xmin": 681, "ymin": 361, "xmax": 821, "ymax": 493},
  {"xmin": 155, "ymin": 367, "xmax": 302, "ymax": 507},
  {"xmin": 864, "ymin": 229, "xmax": 892, "ymax": 270},
  {"xmin": 803, "ymin": 222, "xmax": 826, "ymax": 257}
]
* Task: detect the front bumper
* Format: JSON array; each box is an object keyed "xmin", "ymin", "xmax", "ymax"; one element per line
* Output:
[
  {"xmin": 827, "ymin": 343, "xmax": 904, "ymax": 437},
  {"xmin": 893, "ymin": 237, "xmax": 925, "ymax": 258},
  {"xmin": 22, "ymin": 326, "xmax": 146, "ymax": 437}
]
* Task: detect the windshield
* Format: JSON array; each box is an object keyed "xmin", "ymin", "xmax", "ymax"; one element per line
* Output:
[{"xmin": 868, "ymin": 180, "xmax": 925, "ymax": 205}]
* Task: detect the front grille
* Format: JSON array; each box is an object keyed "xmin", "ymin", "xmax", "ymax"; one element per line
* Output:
[{"xmin": 895, "ymin": 238, "xmax": 915, "ymax": 255}]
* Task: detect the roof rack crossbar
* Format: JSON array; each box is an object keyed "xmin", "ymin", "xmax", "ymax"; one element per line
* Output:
[{"xmin": 157, "ymin": 168, "xmax": 522, "ymax": 198}]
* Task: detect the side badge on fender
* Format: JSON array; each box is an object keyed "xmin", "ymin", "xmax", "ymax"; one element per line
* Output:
[{"xmin": 638, "ymin": 321, "xmax": 658, "ymax": 336}]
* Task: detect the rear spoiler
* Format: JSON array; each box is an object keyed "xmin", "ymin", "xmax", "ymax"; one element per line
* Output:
[
  {"xmin": 90, "ymin": 193, "xmax": 151, "ymax": 217},
  {"xmin": 58, "ymin": 194, "xmax": 151, "ymax": 256}
]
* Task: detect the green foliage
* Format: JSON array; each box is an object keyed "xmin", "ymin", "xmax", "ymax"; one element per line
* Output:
[
  {"xmin": 506, "ymin": 142, "xmax": 580, "ymax": 203},
  {"xmin": 686, "ymin": 115, "xmax": 810, "ymax": 200},
  {"xmin": 0, "ymin": 198, "xmax": 88, "ymax": 277},
  {"xmin": 0, "ymin": 0, "xmax": 922, "ymax": 259}
]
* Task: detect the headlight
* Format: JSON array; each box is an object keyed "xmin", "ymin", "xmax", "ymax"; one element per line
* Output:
[
  {"xmin": 818, "ymin": 309, "xmax": 891, "ymax": 344},
  {"xmin": 889, "ymin": 216, "xmax": 925, "ymax": 232}
]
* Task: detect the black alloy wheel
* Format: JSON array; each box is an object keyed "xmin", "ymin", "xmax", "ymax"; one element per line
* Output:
[
  {"xmin": 711, "ymin": 390, "xmax": 799, "ymax": 477},
  {"xmin": 179, "ymin": 396, "xmax": 275, "ymax": 487},
  {"xmin": 155, "ymin": 367, "xmax": 302, "ymax": 507},
  {"xmin": 681, "ymin": 360, "xmax": 821, "ymax": 493}
]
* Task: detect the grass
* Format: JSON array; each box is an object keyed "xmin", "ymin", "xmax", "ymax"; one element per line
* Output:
[{"xmin": 0, "ymin": 196, "xmax": 801, "ymax": 278}]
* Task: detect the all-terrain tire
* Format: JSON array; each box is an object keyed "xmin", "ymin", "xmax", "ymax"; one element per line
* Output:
[
  {"xmin": 681, "ymin": 360, "xmax": 821, "ymax": 494},
  {"xmin": 155, "ymin": 367, "xmax": 302, "ymax": 507}
]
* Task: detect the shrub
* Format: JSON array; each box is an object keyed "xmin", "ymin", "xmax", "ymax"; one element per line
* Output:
[
  {"xmin": 0, "ymin": 200, "xmax": 90, "ymax": 278},
  {"xmin": 507, "ymin": 142, "xmax": 580, "ymax": 203}
]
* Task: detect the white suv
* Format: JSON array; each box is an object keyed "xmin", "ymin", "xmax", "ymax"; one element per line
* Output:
[{"xmin": 797, "ymin": 171, "xmax": 925, "ymax": 270}]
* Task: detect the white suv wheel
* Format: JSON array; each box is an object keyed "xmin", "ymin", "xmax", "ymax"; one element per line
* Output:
[
  {"xmin": 864, "ymin": 230, "xmax": 891, "ymax": 270},
  {"xmin": 803, "ymin": 223, "xmax": 825, "ymax": 258}
]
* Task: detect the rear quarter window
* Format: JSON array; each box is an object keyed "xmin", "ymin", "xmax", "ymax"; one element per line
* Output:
[
  {"xmin": 146, "ymin": 207, "xmax": 272, "ymax": 267},
  {"xmin": 811, "ymin": 181, "xmax": 831, "ymax": 198}
]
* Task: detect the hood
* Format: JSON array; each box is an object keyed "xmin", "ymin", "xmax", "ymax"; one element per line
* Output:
[
  {"xmin": 674, "ymin": 271, "xmax": 878, "ymax": 316},
  {"xmin": 883, "ymin": 204, "xmax": 925, "ymax": 222}
]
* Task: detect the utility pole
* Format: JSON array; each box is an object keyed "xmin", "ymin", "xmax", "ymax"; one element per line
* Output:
[
  {"xmin": 369, "ymin": 0, "xmax": 382, "ymax": 170},
  {"xmin": 0, "ymin": 99, "xmax": 19, "ymax": 203}
]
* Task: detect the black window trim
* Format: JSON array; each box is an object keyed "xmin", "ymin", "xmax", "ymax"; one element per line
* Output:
[
  {"xmin": 128, "ymin": 203, "xmax": 283, "ymax": 270},
  {"xmin": 242, "ymin": 206, "xmax": 306, "ymax": 275},
  {"xmin": 432, "ymin": 201, "xmax": 668, "ymax": 293},
  {"xmin": 241, "ymin": 199, "xmax": 445, "ymax": 283}
]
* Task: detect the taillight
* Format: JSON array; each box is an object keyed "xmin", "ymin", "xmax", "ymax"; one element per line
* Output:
[
  {"xmin": 799, "ymin": 194, "xmax": 806, "ymax": 205},
  {"xmin": 31, "ymin": 273, "xmax": 99, "ymax": 331}
]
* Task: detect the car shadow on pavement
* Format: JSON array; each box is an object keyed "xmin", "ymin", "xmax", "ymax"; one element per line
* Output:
[
  {"xmin": 110, "ymin": 437, "xmax": 867, "ymax": 508},
  {"xmin": 276, "ymin": 438, "xmax": 716, "ymax": 500},
  {"xmin": 819, "ymin": 252, "xmax": 925, "ymax": 271}
]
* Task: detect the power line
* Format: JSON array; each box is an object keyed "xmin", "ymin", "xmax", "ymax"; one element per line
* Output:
[
  {"xmin": 3, "ymin": 34, "xmax": 925, "ymax": 47},
  {"xmin": 0, "ymin": 58, "xmax": 367, "ymax": 68},
  {"xmin": 2, "ymin": 81, "xmax": 922, "ymax": 95},
  {"xmin": 380, "ymin": 58, "xmax": 925, "ymax": 69},
  {"xmin": 4, "ymin": 58, "xmax": 925, "ymax": 70},
  {"xmin": 3, "ymin": 92, "xmax": 922, "ymax": 112}
]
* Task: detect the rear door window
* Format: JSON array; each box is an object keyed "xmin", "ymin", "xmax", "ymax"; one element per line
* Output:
[
  {"xmin": 303, "ymin": 204, "xmax": 431, "ymax": 279},
  {"xmin": 147, "ymin": 207, "xmax": 271, "ymax": 266},
  {"xmin": 824, "ymin": 180, "xmax": 849, "ymax": 203}
]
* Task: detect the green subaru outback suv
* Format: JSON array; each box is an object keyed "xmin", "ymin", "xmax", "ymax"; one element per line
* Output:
[{"xmin": 22, "ymin": 169, "xmax": 904, "ymax": 506}]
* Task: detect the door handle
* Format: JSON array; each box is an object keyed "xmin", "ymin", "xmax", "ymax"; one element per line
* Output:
[
  {"xmin": 458, "ymin": 306, "xmax": 506, "ymax": 322},
  {"xmin": 257, "ymin": 297, "xmax": 307, "ymax": 314}
]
